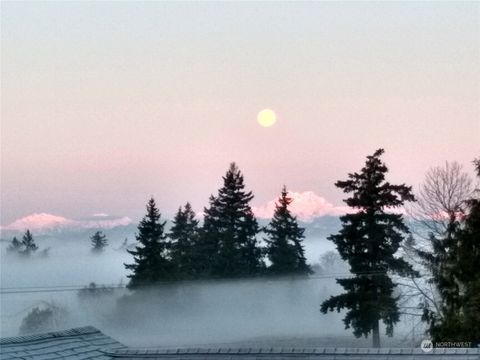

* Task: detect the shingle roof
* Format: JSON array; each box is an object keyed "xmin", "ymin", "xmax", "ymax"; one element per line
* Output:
[
  {"xmin": 106, "ymin": 347, "xmax": 480, "ymax": 360},
  {"xmin": 0, "ymin": 326, "xmax": 125, "ymax": 360},
  {"xmin": 1, "ymin": 327, "xmax": 479, "ymax": 360}
]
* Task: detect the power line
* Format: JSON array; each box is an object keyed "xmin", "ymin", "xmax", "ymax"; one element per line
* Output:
[
  {"xmin": 0, "ymin": 271, "xmax": 426, "ymax": 295},
  {"xmin": 0, "ymin": 286, "xmax": 125, "ymax": 295}
]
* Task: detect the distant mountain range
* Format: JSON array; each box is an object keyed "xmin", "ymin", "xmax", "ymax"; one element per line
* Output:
[
  {"xmin": 0, "ymin": 191, "xmax": 350, "ymax": 242},
  {"xmin": 0, "ymin": 212, "xmax": 341, "ymax": 242},
  {"xmin": 1, "ymin": 213, "xmax": 132, "ymax": 232},
  {"xmin": 0, "ymin": 213, "xmax": 135, "ymax": 242}
]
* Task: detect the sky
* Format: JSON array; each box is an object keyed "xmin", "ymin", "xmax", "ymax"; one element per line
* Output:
[{"xmin": 1, "ymin": 1, "xmax": 479, "ymax": 225}]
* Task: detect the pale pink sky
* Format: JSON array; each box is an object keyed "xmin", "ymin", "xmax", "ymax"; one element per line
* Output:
[{"xmin": 1, "ymin": 2, "xmax": 479, "ymax": 224}]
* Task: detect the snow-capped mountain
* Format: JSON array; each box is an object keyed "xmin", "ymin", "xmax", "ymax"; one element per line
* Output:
[
  {"xmin": 2, "ymin": 213, "xmax": 75, "ymax": 231},
  {"xmin": 253, "ymin": 190, "xmax": 351, "ymax": 222},
  {"xmin": 0, "ymin": 213, "xmax": 133, "ymax": 237},
  {"xmin": 0, "ymin": 206, "xmax": 343, "ymax": 243}
]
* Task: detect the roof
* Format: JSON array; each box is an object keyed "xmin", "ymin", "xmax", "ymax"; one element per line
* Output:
[
  {"xmin": 106, "ymin": 347, "xmax": 480, "ymax": 360},
  {"xmin": 1, "ymin": 327, "xmax": 479, "ymax": 360},
  {"xmin": 0, "ymin": 326, "xmax": 125, "ymax": 360}
]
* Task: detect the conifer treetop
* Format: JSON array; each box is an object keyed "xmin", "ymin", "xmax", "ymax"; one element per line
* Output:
[
  {"xmin": 337, "ymin": 149, "xmax": 415, "ymax": 210},
  {"xmin": 265, "ymin": 185, "xmax": 311, "ymax": 275},
  {"xmin": 22, "ymin": 229, "xmax": 38, "ymax": 255},
  {"xmin": 125, "ymin": 197, "xmax": 172, "ymax": 288},
  {"xmin": 90, "ymin": 231, "xmax": 108, "ymax": 252},
  {"xmin": 200, "ymin": 162, "xmax": 262, "ymax": 277}
]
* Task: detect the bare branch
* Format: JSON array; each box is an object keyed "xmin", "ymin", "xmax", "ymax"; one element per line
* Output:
[{"xmin": 407, "ymin": 161, "xmax": 473, "ymax": 240}]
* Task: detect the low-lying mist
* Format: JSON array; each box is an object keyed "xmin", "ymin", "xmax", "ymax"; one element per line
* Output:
[{"xmin": 0, "ymin": 236, "xmax": 414, "ymax": 348}]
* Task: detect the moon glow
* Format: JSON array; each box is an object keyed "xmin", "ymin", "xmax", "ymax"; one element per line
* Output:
[{"xmin": 257, "ymin": 109, "xmax": 277, "ymax": 127}]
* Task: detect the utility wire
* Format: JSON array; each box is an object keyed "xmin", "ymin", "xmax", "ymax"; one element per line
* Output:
[{"xmin": 0, "ymin": 271, "xmax": 426, "ymax": 295}]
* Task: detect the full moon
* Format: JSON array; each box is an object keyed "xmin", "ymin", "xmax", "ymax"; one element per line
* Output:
[{"xmin": 257, "ymin": 109, "xmax": 277, "ymax": 127}]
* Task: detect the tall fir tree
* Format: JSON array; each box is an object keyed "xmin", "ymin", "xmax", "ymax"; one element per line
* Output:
[
  {"xmin": 200, "ymin": 162, "xmax": 263, "ymax": 278},
  {"xmin": 125, "ymin": 197, "xmax": 174, "ymax": 288},
  {"xmin": 22, "ymin": 230, "xmax": 38, "ymax": 256},
  {"xmin": 169, "ymin": 202, "xmax": 199, "ymax": 279},
  {"xmin": 90, "ymin": 231, "xmax": 108, "ymax": 252},
  {"xmin": 320, "ymin": 149, "xmax": 416, "ymax": 348},
  {"xmin": 423, "ymin": 158, "xmax": 480, "ymax": 341},
  {"xmin": 265, "ymin": 186, "xmax": 311, "ymax": 275}
]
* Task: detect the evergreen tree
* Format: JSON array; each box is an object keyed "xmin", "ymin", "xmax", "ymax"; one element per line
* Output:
[
  {"xmin": 169, "ymin": 202, "xmax": 199, "ymax": 278},
  {"xmin": 200, "ymin": 162, "xmax": 263, "ymax": 278},
  {"xmin": 7, "ymin": 236, "xmax": 23, "ymax": 252},
  {"xmin": 320, "ymin": 149, "xmax": 416, "ymax": 348},
  {"xmin": 90, "ymin": 231, "xmax": 108, "ymax": 252},
  {"xmin": 21, "ymin": 230, "xmax": 38, "ymax": 256},
  {"xmin": 424, "ymin": 158, "xmax": 480, "ymax": 341},
  {"xmin": 124, "ymin": 197, "xmax": 173, "ymax": 288},
  {"xmin": 265, "ymin": 186, "xmax": 311, "ymax": 275}
]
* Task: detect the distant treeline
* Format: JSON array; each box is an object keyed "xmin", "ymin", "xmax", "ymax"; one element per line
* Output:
[{"xmin": 6, "ymin": 229, "xmax": 109, "ymax": 256}]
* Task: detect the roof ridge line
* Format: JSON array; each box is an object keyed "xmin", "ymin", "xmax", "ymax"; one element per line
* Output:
[
  {"xmin": 0, "ymin": 326, "xmax": 100, "ymax": 345},
  {"xmin": 105, "ymin": 346, "xmax": 480, "ymax": 356}
]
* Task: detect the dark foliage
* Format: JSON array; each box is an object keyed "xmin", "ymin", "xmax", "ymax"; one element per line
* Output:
[
  {"xmin": 265, "ymin": 186, "xmax": 312, "ymax": 275},
  {"xmin": 125, "ymin": 197, "xmax": 174, "ymax": 288},
  {"xmin": 169, "ymin": 202, "xmax": 200, "ymax": 278},
  {"xmin": 21, "ymin": 230, "xmax": 38, "ymax": 256},
  {"xmin": 320, "ymin": 149, "xmax": 416, "ymax": 348},
  {"xmin": 199, "ymin": 162, "xmax": 263, "ymax": 278},
  {"xmin": 90, "ymin": 231, "xmax": 108, "ymax": 252}
]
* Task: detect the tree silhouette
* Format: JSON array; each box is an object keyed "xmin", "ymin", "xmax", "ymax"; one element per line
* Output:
[
  {"xmin": 125, "ymin": 197, "xmax": 174, "ymax": 288},
  {"xmin": 90, "ymin": 231, "xmax": 108, "ymax": 252},
  {"xmin": 21, "ymin": 230, "xmax": 38, "ymax": 256},
  {"xmin": 200, "ymin": 163, "xmax": 263, "ymax": 277},
  {"xmin": 320, "ymin": 149, "xmax": 416, "ymax": 348},
  {"xmin": 169, "ymin": 202, "xmax": 199, "ymax": 278},
  {"xmin": 265, "ymin": 186, "xmax": 311, "ymax": 275}
]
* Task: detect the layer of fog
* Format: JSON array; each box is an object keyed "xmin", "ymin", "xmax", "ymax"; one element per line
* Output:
[{"xmin": 0, "ymin": 236, "xmax": 416, "ymax": 347}]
